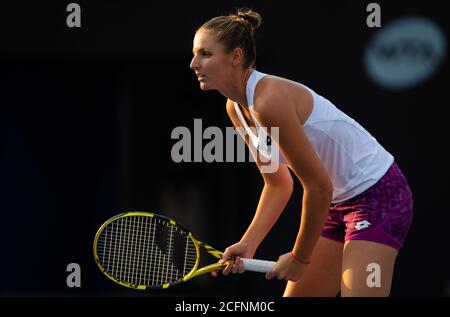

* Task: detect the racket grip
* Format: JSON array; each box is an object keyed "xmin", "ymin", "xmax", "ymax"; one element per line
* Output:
[{"xmin": 241, "ymin": 258, "xmax": 276, "ymax": 273}]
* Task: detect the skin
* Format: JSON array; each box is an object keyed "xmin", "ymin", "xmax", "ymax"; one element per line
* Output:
[{"xmin": 190, "ymin": 29, "xmax": 398, "ymax": 296}]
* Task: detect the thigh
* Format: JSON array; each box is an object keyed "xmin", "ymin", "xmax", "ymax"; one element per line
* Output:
[
  {"xmin": 283, "ymin": 236, "xmax": 344, "ymax": 297},
  {"xmin": 341, "ymin": 240, "xmax": 397, "ymax": 297}
]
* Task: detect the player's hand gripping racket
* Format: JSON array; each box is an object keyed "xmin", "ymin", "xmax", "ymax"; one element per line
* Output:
[{"xmin": 93, "ymin": 212, "xmax": 276, "ymax": 290}]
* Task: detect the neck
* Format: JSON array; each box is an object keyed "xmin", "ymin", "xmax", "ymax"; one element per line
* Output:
[{"xmin": 218, "ymin": 67, "xmax": 253, "ymax": 107}]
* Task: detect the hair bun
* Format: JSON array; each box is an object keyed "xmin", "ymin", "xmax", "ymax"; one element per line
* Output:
[{"xmin": 233, "ymin": 8, "xmax": 262, "ymax": 31}]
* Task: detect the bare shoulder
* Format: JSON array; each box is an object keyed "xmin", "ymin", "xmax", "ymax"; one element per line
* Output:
[
  {"xmin": 253, "ymin": 76, "xmax": 294, "ymax": 114},
  {"xmin": 253, "ymin": 75, "xmax": 313, "ymax": 124}
]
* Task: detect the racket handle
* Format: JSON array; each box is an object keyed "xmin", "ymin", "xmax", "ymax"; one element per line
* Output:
[{"xmin": 241, "ymin": 258, "xmax": 276, "ymax": 273}]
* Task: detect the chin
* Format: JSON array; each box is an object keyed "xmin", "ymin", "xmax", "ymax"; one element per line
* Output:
[{"xmin": 200, "ymin": 83, "xmax": 213, "ymax": 91}]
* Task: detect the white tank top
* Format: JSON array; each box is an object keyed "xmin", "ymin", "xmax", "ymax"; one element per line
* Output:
[{"xmin": 233, "ymin": 69, "xmax": 394, "ymax": 203}]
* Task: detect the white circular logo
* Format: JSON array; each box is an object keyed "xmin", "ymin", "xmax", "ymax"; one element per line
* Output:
[{"xmin": 364, "ymin": 17, "xmax": 446, "ymax": 90}]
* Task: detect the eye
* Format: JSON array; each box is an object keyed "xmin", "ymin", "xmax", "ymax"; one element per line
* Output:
[{"xmin": 202, "ymin": 51, "xmax": 211, "ymax": 57}]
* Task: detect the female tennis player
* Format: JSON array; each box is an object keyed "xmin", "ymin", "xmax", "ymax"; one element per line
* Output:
[{"xmin": 189, "ymin": 8, "xmax": 413, "ymax": 296}]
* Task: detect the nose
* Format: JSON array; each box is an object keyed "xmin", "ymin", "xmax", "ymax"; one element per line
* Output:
[{"xmin": 190, "ymin": 55, "xmax": 199, "ymax": 70}]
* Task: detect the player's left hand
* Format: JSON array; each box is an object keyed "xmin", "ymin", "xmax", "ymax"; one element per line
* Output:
[{"xmin": 265, "ymin": 252, "xmax": 309, "ymax": 282}]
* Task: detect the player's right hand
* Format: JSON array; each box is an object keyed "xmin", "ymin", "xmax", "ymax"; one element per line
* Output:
[{"xmin": 211, "ymin": 241, "xmax": 256, "ymax": 277}]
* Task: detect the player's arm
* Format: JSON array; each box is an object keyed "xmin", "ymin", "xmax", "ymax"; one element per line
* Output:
[
  {"xmin": 251, "ymin": 87, "xmax": 333, "ymax": 264},
  {"xmin": 225, "ymin": 99, "xmax": 294, "ymax": 256}
]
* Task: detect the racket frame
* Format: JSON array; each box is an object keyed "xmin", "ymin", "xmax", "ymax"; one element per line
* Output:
[{"xmin": 93, "ymin": 211, "xmax": 228, "ymax": 290}]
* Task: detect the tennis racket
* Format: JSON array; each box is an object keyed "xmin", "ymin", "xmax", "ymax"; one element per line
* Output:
[{"xmin": 93, "ymin": 211, "xmax": 276, "ymax": 290}]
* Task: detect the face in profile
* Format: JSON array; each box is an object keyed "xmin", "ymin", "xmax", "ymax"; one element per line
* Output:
[{"xmin": 190, "ymin": 29, "xmax": 233, "ymax": 91}]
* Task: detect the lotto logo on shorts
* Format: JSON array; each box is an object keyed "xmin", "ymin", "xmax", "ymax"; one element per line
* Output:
[{"xmin": 355, "ymin": 220, "xmax": 371, "ymax": 230}]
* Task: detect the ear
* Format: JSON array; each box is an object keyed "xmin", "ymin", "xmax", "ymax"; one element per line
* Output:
[{"xmin": 231, "ymin": 47, "xmax": 244, "ymax": 67}]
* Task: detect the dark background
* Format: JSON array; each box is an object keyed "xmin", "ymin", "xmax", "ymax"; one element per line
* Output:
[{"xmin": 1, "ymin": 0, "xmax": 448, "ymax": 297}]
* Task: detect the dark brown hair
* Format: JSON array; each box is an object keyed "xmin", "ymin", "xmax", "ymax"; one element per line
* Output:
[{"xmin": 199, "ymin": 8, "xmax": 262, "ymax": 69}]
